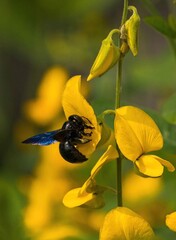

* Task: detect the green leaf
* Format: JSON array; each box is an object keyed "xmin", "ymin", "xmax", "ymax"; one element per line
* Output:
[
  {"xmin": 144, "ymin": 15, "xmax": 176, "ymax": 38},
  {"xmin": 0, "ymin": 178, "xmax": 26, "ymax": 240},
  {"xmin": 168, "ymin": 14, "xmax": 176, "ymax": 32},
  {"xmin": 161, "ymin": 93, "xmax": 176, "ymax": 124}
]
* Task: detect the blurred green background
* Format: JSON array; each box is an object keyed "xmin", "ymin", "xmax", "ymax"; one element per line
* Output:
[{"xmin": 0, "ymin": 0, "xmax": 176, "ymax": 239}]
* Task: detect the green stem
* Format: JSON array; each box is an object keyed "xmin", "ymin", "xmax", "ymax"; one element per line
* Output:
[
  {"xmin": 115, "ymin": 0, "xmax": 128, "ymax": 207},
  {"xmin": 121, "ymin": 0, "xmax": 129, "ymax": 26},
  {"xmin": 115, "ymin": 58, "xmax": 123, "ymax": 109},
  {"xmin": 115, "ymin": 58, "xmax": 123, "ymax": 207}
]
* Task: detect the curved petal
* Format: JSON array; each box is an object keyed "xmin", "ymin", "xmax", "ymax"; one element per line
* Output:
[
  {"xmin": 115, "ymin": 106, "xmax": 163, "ymax": 161},
  {"xmin": 91, "ymin": 145, "xmax": 119, "ymax": 178},
  {"xmin": 62, "ymin": 75, "xmax": 101, "ymax": 156},
  {"xmin": 100, "ymin": 207, "xmax": 155, "ymax": 240},
  {"xmin": 63, "ymin": 177, "xmax": 105, "ymax": 209},
  {"xmin": 62, "ymin": 188, "xmax": 95, "ymax": 208},
  {"xmin": 135, "ymin": 155, "xmax": 164, "ymax": 177},
  {"xmin": 154, "ymin": 156, "xmax": 175, "ymax": 172},
  {"xmin": 166, "ymin": 211, "xmax": 176, "ymax": 232}
]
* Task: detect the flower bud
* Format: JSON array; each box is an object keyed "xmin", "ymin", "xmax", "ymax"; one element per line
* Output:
[
  {"xmin": 124, "ymin": 6, "xmax": 140, "ymax": 56},
  {"xmin": 87, "ymin": 30, "xmax": 120, "ymax": 81}
]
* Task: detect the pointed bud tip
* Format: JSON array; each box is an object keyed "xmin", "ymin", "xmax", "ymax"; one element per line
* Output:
[{"xmin": 87, "ymin": 74, "xmax": 94, "ymax": 81}]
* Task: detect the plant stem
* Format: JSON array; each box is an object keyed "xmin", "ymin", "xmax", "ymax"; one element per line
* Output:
[
  {"xmin": 115, "ymin": 58, "xmax": 123, "ymax": 109},
  {"xmin": 121, "ymin": 0, "xmax": 128, "ymax": 26},
  {"xmin": 115, "ymin": 59, "xmax": 123, "ymax": 207},
  {"xmin": 115, "ymin": 0, "xmax": 128, "ymax": 207}
]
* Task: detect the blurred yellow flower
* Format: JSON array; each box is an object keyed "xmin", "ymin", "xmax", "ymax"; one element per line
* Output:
[
  {"xmin": 100, "ymin": 207, "xmax": 155, "ymax": 240},
  {"xmin": 23, "ymin": 67, "xmax": 68, "ymax": 126},
  {"xmin": 166, "ymin": 211, "xmax": 176, "ymax": 232},
  {"xmin": 36, "ymin": 224, "xmax": 81, "ymax": 240},
  {"xmin": 62, "ymin": 75, "xmax": 101, "ymax": 157},
  {"xmin": 63, "ymin": 145, "xmax": 118, "ymax": 208},
  {"xmin": 23, "ymin": 143, "xmax": 72, "ymax": 233},
  {"xmin": 24, "ymin": 178, "xmax": 56, "ymax": 231},
  {"xmin": 123, "ymin": 171, "xmax": 162, "ymax": 204},
  {"xmin": 114, "ymin": 106, "xmax": 175, "ymax": 177}
]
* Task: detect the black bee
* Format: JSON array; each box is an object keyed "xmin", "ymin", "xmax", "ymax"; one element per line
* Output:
[{"xmin": 22, "ymin": 115, "xmax": 94, "ymax": 163}]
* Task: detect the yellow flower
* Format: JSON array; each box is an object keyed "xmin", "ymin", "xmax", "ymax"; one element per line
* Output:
[
  {"xmin": 87, "ymin": 29, "xmax": 121, "ymax": 81},
  {"xmin": 166, "ymin": 211, "xmax": 176, "ymax": 232},
  {"xmin": 63, "ymin": 145, "xmax": 118, "ymax": 208},
  {"xmin": 124, "ymin": 6, "xmax": 140, "ymax": 56},
  {"xmin": 100, "ymin": 207, "xmax": 155, "ymax": 240},
  {"xmin": 23, "ymin": 67, "xmax": 68, "ymax": 126},
  {"xmin": 114, "ymin": 106, "xmax": 175, "ymax": 177},
  {"xmin": 62, "ymin": 75, "xmax": 101, "ymax": 157}
]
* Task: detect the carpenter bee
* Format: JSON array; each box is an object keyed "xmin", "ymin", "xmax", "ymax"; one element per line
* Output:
[{"xmin": 22, "ymin": 115, "xmax": 94, "ymax": 163}]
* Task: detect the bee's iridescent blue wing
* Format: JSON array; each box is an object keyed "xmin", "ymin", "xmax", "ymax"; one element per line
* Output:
[{"xmin": 22, "ymin": 130, "xmax": 60, "ymax": 146}]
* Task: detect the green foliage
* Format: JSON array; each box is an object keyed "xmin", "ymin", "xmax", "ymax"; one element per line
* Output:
[
  {"xmin": 144, "ymin": 15, "xmax": 176, "ymax": 38},
  {"xmin": 161, "ymin": 93, "xmax": 176, "ymax": 124},
  {"xmin": 0, "ymin": 178, "xmax": 26, "ymax": 240}
]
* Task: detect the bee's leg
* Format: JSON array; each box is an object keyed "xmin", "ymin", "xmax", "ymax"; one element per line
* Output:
[
  {"xmin": 71, "ymin": 137, "xmax": 91, "ymax": 144},
  {"xmin": 82, "ymin": 131, "xmax": 93, "ymax": 137}
]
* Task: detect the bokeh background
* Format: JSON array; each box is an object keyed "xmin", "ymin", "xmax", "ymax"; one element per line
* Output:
[{"xmin": 0, "ymin": 0, "xmax": 176, "ymax": 239}]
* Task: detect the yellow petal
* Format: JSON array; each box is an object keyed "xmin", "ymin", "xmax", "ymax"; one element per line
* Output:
[
  {"xmin": 115, "ymin": 110, "xmax": 143, "ymax": 161},
  {"xmin": 91, "ymin": 145, "xmax": 119, "ymax": 178},
  {"xmin": 154, "ymin": 156, "xmax": 175, "ymax": 172},
  {"xmin": 62, "ymin": 75, "xmax": 101, "ymax": 156},
  {"xmin": 63, "ymin": 188, "xmax": 95, "ymax": 208},
  {"xmin": 23, "ymin": 67, "xmax": 68, "ymax": 125},
  {"xmin": 79, "ymin": 177, "xmax": 95, "ymax": 195},
  {"xmin": 100, "ymin": 207, "xmax": 155, "ymax": 240},
  {"xmin": 63, "ymin": 179, "xmax": 105, "ymax": 209},
  {"xmin": 115, "ymin": 106, "xmax": 163, "ymax": 161},
  {"xmin": 166, "ymin": 211, "xmax": 176, "ymax": 232},
  {"xmin": 135, "ymin": 155, "xmax": 164, "ymax": 177}
]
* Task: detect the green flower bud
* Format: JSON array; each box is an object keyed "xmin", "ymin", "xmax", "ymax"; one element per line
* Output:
[
  {"xmin": 87, "ymin": 29, "xmax": 121, "ymax": 81},
  {"xmin": 124, "ymin": 6, "xmax": 140, "ymax": 56}
]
